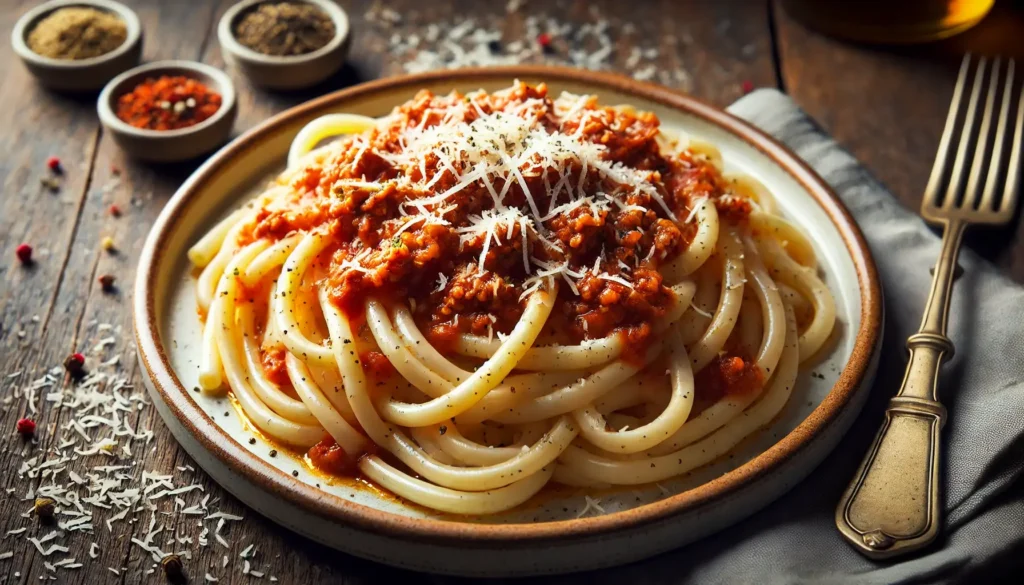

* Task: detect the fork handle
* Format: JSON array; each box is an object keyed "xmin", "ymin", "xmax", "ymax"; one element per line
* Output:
[{"xmin": 835, "ymin": 220, "xmax": 964, "ymax": 558}]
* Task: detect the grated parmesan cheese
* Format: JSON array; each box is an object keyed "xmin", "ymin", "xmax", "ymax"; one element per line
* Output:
[
  {"xmin": 575, "ymin": 494, "xmax": 607, "ymax": 518},
  {"xmin": 1, "ymin": 345, "xmax": 259, "ymax": 580},
  {"xmin": 690, "ymin": 304, "xmax": 714, "ymax": 319}
]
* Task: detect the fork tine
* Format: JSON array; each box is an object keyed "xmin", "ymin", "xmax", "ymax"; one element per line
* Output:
[
  {"xmin": 924, "ymin": 55, "xmax": 973, "ymax": 210},
  {"xmin": 964, "ymin": 58, "xmax": 1001, "ymax": 210},
  {"xmin": 1000, "ymin": 59, "xmax": 1023, "ymax": 215},
  {"xmin": 979, "ymin": 59, "xmax": 1014, "ymax": 211},
  {"xmin": 943, "ymin": 56, "xmax": 988, "ymax": 210}
]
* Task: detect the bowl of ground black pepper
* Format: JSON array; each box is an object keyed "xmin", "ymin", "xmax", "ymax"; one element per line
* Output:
[
  {"xmin": 97, "ymin": 61, "xmax": 238, "ymax": 163},
  {"xmin": 11, "ymin": 0, "xmax": 142, "ymax": 92},
  {"xmin": 218, "ymin": 0, "xmax": 351, "ymax": 90}
]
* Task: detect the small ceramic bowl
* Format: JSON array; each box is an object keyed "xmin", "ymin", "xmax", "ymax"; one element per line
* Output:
[
  {"xmin": 11, "ymin": 0, "xmax": 143, "ymax": 92},
  {"xmin": 218, "ymin": 0, "xmax": 351, "ymax": 90},
  {"xmin": 97, "ymin": 61, "xmax": 238, "ymax": 163}
]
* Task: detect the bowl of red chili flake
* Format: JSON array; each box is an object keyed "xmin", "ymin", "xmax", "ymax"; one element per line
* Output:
[{"xmin": 97, "ymin": 60, "xmax": 237, "ymax": 162}]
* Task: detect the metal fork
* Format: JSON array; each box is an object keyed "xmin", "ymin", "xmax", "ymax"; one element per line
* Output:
[{"xmin": 836, "ymin": 54, "xmax": 1023, "ymax": 559}]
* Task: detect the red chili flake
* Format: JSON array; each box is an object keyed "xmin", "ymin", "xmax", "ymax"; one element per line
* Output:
[
  {"xmin": 741, "ymin": 80, "xmax": 754, "ymax": 94},
  {"xmin": 98, "ymin": 274, "xmax": 116, "ymax": 291},
  {"xmin": 537, "ymin": 33, "xmax": 552, "ymax": 46},
  {"xmin": 116, "ymin": 75, "xmax": 223, "ymax": 131},
  {"xmin": 15, "ymin": 243, "xmax": 33, "ymax": 264},
  {"xmin": 46, "ymin": 156, "xmax": 61, "ymax": 173},
  {"xmin": 16, "ymin": 418, "xmax": 36, "ymax": 436},
  {"xmin": 109, "ymin": 204, "xmax": 122, "ymax": 217},
  {"xmin": 110, "ymin": 164, "xmax": 121, "ymax": 176},
  {"xmin": 64, "ymin": 352, "xmax": 86, "ymax": 378}
]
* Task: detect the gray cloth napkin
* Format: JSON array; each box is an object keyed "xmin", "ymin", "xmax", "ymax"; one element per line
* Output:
[{"xmin": 577, "ymin": 90, "xmax": 1024, "ymax": 585}]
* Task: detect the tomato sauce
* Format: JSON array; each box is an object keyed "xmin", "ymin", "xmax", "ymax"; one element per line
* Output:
[
  {"xmin": 307, "ymin": 436, "xmax": 356, "ymax": 476},
  {"xmin": 306, "ymin": 434, "xmax": 383, "ymax": 479},
  {"xmin": 259, "ymin": 346, "xmax": 290, "ymax": 387},
  {"xmin": 360, "ymin": 350, "xmax": 395, "ymax": 379},
  {"xmin": 238, "ymin": 82, "xmax": 753, "ymax": 368},
  {"xmin": 693, "ymin": 354, "xmax": 764, "ymax": 410}
]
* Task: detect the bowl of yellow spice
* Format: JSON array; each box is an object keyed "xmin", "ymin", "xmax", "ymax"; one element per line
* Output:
[
  {"xmin": 12, "ymin": 0, "xmax": 142, "ymax": 92},
  {"xmin": 218, "ymin": 0, "xmax": 350, "ymax": 90}
]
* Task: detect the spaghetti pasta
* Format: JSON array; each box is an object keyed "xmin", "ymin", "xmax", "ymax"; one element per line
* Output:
[{"xmin": 188, "ymin": 82, "xmax": 836, "ymax": 515}]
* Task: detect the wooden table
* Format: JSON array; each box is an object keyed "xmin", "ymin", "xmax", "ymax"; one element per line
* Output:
[{"xmin": 1, "ymin": 1, "xmax": 1021, "ymax": 583}]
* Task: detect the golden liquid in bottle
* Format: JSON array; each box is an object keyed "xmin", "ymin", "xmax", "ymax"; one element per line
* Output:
[{"xmin": 781, "ymin": 0, "xmax": 996, "ymax": 44}]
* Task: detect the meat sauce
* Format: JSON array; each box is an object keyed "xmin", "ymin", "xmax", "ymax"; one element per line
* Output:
[
  {"xmin": 240, "ymin": 83, "xmax": 749, "ymax": 357},
  {"xmin": 693, "ymin": 354, "xmax": 764, "ymax": 409},
  {"xmin": 306, "ymin": 435, "xmax": 383, "ymax": 477},
  {"xmin": 236, "ymin": 84, "xmax": 757, "ymax": 473},
  {"xmin": 259, "ymin": 346, "xmax": 291, "ymax": 388},
  {"xmin": 307, "ymin": 435, "xmax": 356, "ymax": 476},
  {"xmin": 360, "ymin": 350, "xmax": 395, "ymax": 379}
]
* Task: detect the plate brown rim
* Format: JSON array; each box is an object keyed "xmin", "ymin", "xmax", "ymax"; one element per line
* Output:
[{"xmin": 134, "ymin": 65, "xmax": 882, "ymax": 546}]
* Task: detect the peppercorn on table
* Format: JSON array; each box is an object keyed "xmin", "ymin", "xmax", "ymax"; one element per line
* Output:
[{"xmin": 1, "ymin": 1, "xmax": 1022, "ymax": 583}]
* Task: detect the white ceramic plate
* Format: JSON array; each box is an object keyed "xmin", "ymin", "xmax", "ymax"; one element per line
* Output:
[{"xmin": 135, "ymin": 67, "xmax": 883, "ymax": 577}]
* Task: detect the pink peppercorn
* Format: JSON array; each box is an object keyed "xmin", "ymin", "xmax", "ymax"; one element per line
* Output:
[
  {"xmin": 16, "ymin": 243, "xmax": 33, "ymax": 264},
  {"xmin": 16, "ymin": 418, "xmax": 36, "ymax": 436}
]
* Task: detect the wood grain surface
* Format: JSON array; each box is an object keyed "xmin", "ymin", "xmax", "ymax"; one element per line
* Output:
[
  {"xmin": 773, "ymin": 0, "xmax": 1024, "ymax": 279},
  {"xmin": 0, "ymin": 1, "xmax": 1019, "ymax": 584}
]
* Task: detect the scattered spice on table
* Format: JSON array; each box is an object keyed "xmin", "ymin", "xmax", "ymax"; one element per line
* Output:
[
  {"xmin": 116, "ymin": 76, "xmax": 222, "ymax": 131},
  {"xmin": 101, "ymin": 235, "xmax": 116, "ymax": 251},
  {"xmin": 46, "ymin": 156, "xmax": 62, "ymax": 173},
  {"xmin": 368, "ymin": 2, "xmax": 696, "ymax": 88},
  {"xmin": 109, "ymin": 204, "xmax": 122, "ymax": 217},
  {"xmin": 234, "ymin": 2, "xmax": 336, "ymax": 56},
  {"xmin": 27, "ymin": 7, "xmax": 127, "ymax": 60},
  {"xmin": 15, "ymin": 243, "xmax": 33, "ymax": 264},
  {"xmin": 2, "ymin": 347, "xmax": 275, "ymax": 580}
]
